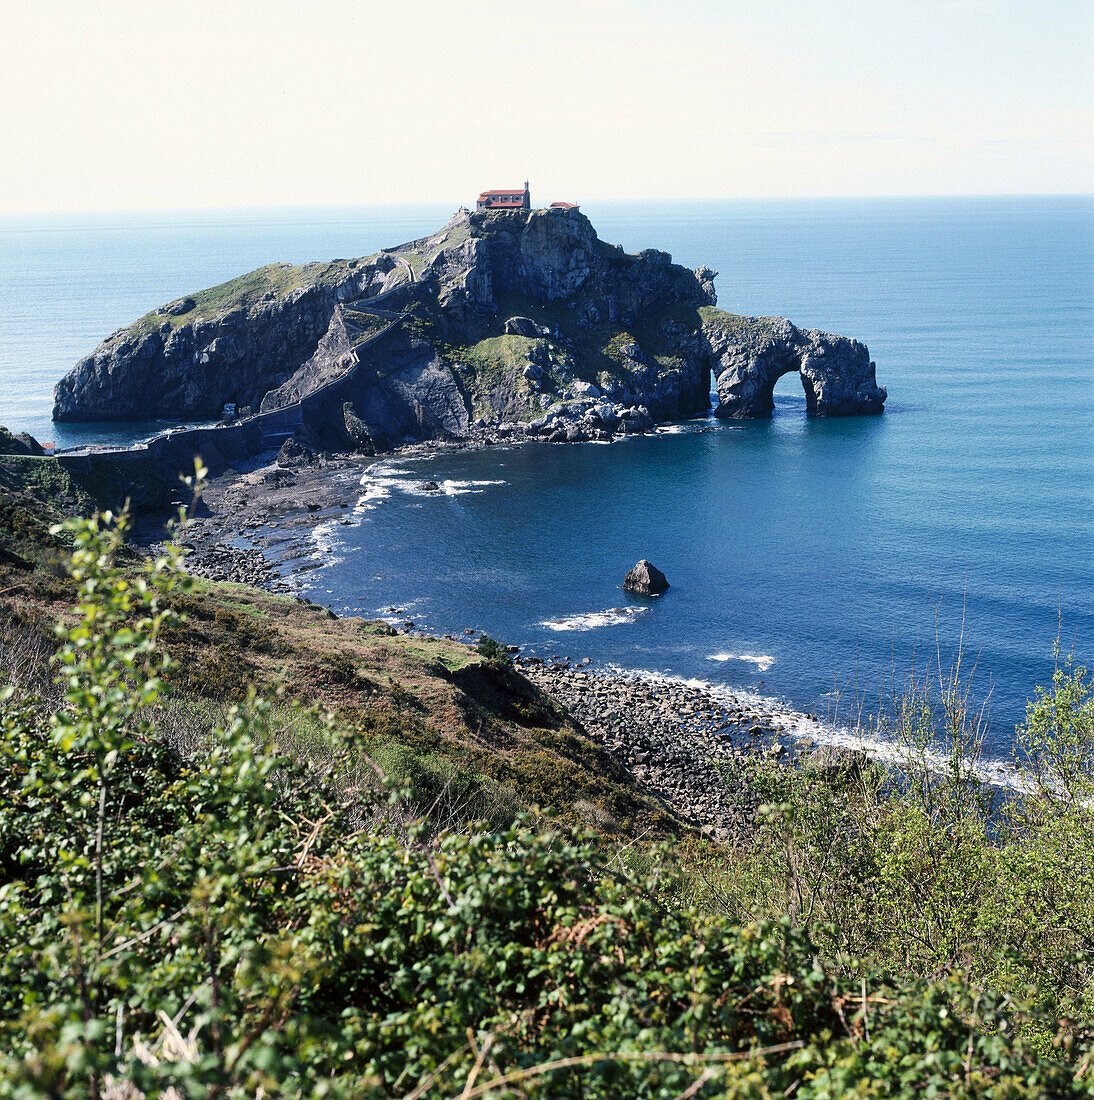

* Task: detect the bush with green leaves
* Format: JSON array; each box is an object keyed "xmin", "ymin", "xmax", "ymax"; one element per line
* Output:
[
  {"xmin": 475, "ymin": 634, "xmax": 512, "ymax": 667},
  {"xmin": 696, "ymin": 647, "xmax": 1094, "ymax": 1061},
  {"xmin": 0, "ymin": 509, "xmax": 1091, "ymax": 1097}
]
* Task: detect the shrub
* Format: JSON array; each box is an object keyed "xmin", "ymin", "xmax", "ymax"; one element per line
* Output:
[{"xmin": 475, "ymin": 633, "xmax": 513, "ymax": 666}]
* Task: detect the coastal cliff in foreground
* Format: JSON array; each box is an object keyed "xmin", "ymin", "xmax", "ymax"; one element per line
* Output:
[{"xmin": 54, "ymin": 207, "xmax": 885, "ymax": 448}]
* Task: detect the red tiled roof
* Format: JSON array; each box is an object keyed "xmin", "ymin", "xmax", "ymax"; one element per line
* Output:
[
  {"xmin": 479, "ymin": 188, "xmax": 527, "ymax": 196},
  {"xmin": 550, "ymin": 201, "xmax": 578, "ymax": 209}
]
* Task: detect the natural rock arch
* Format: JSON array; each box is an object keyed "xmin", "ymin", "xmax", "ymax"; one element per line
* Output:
[{"xmin": 700, "ymin": 316, "xmax": 886, "ymax": 419}]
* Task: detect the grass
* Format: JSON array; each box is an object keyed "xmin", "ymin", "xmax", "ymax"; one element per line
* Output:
[
  {"xmin": 385, "ymin": 219, "xmax": 473, "ymax": 277},
  {"xmin": 440, "ymin": 334, "xmax": 546, "ymax": 421},
  {"xmin": 698, "ymin": 306, "xmax": 785, "ymax": 340},
  {"xmin": 122, "ymin": 256, "xmax": 382, "ymax": 337},
  {"xmin": 157, "ymin": 584, "xmax": 683, "ymax": 836}
]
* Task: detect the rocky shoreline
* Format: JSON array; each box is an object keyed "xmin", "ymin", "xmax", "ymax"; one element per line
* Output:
[
  {"xmin": 167, "ymin": 423, "xmax": 680, "ymax": 589},
  {"xmin": 516, "ymin": 658, "xmax": 853, "ymax": 841},
  {"xmin": 164, "ymin": 447, "xmax": 379, "ymax": 587}
]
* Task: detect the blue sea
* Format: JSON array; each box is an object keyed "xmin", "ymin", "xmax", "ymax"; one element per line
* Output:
[{"xmin": 2, "ymin": 197, "xmax": 1092, "ymax": 764}]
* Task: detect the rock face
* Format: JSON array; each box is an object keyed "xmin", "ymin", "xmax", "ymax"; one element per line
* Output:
[
  {"xmin": 53, "ymin": 206, "xmax": 885, "ymax": 449},
  {"xmin": 623, "ymin": 560, "xmax": 669, "ymax": 595},
  {"xmin": 0, "ymin": 428, "xmax": 45, "ymax": 457},
  {"xmin": 275, "ymin": 436, "xmax": 317, "ymax": 468},
  {"xmin": 52, "ymin": 261, "xmax": 403, "ymax": 423}
]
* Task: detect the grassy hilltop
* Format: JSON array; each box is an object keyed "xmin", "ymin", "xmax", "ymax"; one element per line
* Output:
[{"xmin": 0, "ymin": 460, "xmax": 1091, "ymax": 1097}]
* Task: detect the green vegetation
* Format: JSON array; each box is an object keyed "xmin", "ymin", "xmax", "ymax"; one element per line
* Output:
[
  {"xmin": 0, "ymin": 456, "xmax": 98, "ymax": 583},
  {"xmin": 440, "ymin": 335, "xmax": 546, "ymax": 421},
  {"xmin": 341, "ymin": 308, "xmax": 393, "ymax": 344},
  {"xmin": 690, "ymin": 671, "xmax": 1094, "ymax": 1057},
  {"xmin": 698, "ymin": 306, "xmax": 785, "ymax": 341},
  {"xmin": 125, "ymin": 257, "xmax": 376, "ymax": 337},
  {"xmin": 1, "ymin": 489, "xmax": 1092, "ymax": 1095},
  {"xmin": 385, "ymin": 218, "xmax": 472, "ymax": 277}
]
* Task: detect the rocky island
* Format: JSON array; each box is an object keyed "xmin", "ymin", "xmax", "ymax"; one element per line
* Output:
[{"xmin": 53, "ymin": 205, "xmax": 885, "ymax": 482}]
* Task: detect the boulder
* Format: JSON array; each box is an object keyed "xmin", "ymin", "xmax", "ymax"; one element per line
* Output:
[
  {"xmin": 571, "ymin": 380, "xmax": 601, "ymax": 398},
  {"xmin": 622, "ymin": 405, "xmax": 653, "ymax": 430},
  {"xmin": 276, "ymin": 436, "xmax": 317, "ymax": 468},
  {"xmin": 623, "ymin": 559, "xmax": 669, "ymax": 595},
  {"xmin": 806, "ymin": 745, "xmax": 868, "ymax": 785},
  {"xmin": 0, "ymin": 427, "xmax": 45, "ymax": 456},
  {"xmin": 503, "ymin": 316, "xmax": 541, "ymax": 337}
]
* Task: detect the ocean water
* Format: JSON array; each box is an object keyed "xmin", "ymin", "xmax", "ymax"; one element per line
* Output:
[{"xmin": 2, "ymin": 197, "xmax": 1092, "ymax": 762}]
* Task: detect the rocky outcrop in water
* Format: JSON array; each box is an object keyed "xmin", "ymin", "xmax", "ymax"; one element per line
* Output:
[
  {"xmin": 54, "ymin": 207, "xmax": 886, "ymax": 450},
  {"xmin": 623, "ymin": 560, "xmax": 669, "ymax": 595},
  {"xmin": 701, "ymin": 315, "xmax": 886, "ymax": 418}
]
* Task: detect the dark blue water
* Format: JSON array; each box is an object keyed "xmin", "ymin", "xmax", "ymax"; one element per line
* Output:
[{"xmin": 2, "ymin": 198, "xmax": 1091, "ymax": 759}]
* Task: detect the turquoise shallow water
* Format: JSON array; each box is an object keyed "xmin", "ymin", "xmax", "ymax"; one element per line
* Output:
[{"xmin": 1, "ymin": 197, "xmax": 1091, "ymax": 760}]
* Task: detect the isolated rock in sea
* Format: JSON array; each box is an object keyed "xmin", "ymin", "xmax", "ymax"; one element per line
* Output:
[{"xmin": 623, "ymin": 560, "xmax": 669, "ymax": 595}]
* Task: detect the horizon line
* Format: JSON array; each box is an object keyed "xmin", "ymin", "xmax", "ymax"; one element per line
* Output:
[{"xmin": 2, "ymin": 192, "xmax": 1092, "ymax": 220}]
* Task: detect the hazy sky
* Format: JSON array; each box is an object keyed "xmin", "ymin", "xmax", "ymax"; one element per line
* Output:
[{"xmin": 1, "ymin": 0, "xmax": 1091, "ymax": 212}]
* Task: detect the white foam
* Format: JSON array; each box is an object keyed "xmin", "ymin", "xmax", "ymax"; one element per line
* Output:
[
  {"xmin": 435, "ymin": 478, "xmax": 506, "ymax": 496},
  {"xmin": 354, "ymin": 476, "xmax": 397, "ymax": 513},
  {"xmin": 541, "ymin": 607, "xmax": 650, "ymax": 631},
  {"xmin": 355, "ymin": 464, "xmax": 505, "ymax": 509},
  {"xmin": 597, "ymin": 663, "xmax": 1030, "ymax": 793},
  {"xmin": 707, "ymin": 652, "xmax": 775, "ymax": 672}
]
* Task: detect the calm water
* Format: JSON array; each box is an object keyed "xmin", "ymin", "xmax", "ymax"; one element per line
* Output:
[{"xmin": 2, "ymin": 198, "xmax": 1091, "ymax": 759}]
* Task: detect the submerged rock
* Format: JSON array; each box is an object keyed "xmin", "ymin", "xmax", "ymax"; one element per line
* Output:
[{"xmin": 623, "ymin": 560, "xmax": 669, "ymax": 596}]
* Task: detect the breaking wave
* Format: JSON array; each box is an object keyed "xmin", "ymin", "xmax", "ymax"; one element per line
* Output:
[
  {"xmin": 355, "ymin": 462, "xmax": 505, "ymax": 510},
  {"xmin": 707, "ymin": 652, "xmax": 775, "ymax": 672},
  {"xmin": 540, "ymin": 607, "xmax": 650, "ymax": 631},
  {"xmin": 600, "ymin": 663, "xmax": 1028, "ymax": 793}
]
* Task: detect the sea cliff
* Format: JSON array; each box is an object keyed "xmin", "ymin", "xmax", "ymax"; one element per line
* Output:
[{"xmin": 53, "ymin": 207, "xmax": 886, "ymax": 453}]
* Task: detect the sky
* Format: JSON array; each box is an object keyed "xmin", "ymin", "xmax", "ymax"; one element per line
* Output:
[{"xmin": 0, "ymin": 0, "xmax": 1091, "ymax": 213}]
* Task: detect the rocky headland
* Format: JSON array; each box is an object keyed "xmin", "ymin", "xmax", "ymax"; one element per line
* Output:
[{"xmin": 53, "ymin": 206, "xmax": 886, "ymax": 465}]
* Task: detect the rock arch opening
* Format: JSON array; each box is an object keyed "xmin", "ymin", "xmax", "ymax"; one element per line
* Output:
[{"xmin": 769, "ymin": 360, "xmax": 814, "ymax": 413}]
